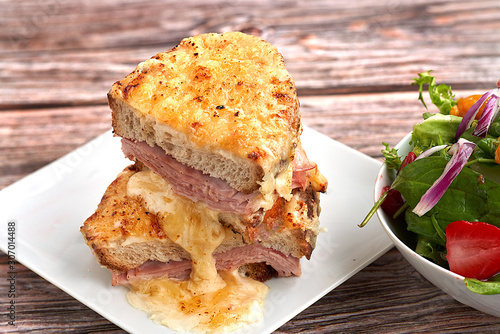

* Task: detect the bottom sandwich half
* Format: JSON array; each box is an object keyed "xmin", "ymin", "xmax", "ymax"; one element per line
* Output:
[{"xmin": 80, "ymin": 163, "xmax": 323, "ymax": 332}]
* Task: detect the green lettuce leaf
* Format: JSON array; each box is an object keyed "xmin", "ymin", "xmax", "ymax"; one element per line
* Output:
[
  {"xmin": 465, "ymin": 277, "xmax": 500, "ymax": 295},
  {"xmin": 412, "ymin": 71, "xmax": 457, "ymax": 115},
  {"xmin": 411, "ymin": 113, "xmax": 462, "ymax": 153},
  {"xmin": 381, "ymin": 142, "xmax": 402, "ymax": 170}
]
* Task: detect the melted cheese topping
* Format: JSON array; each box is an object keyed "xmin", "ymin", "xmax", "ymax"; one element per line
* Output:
[
  {"xmin": 261, "ymin": 162, "xmax": 293, "ymax": 203},
  {"xmin": 110, "ymin": 32, "xmax": 301, "ymax": 199},
  {"xmin": 127, "ymin": 170, "xmax": 269, "ymax": 332}
]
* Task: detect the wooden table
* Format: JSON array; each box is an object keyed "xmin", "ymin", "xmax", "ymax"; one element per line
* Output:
[{"xmin": 2, "ymin": 0, "xmax": 500, "ymax": 332}]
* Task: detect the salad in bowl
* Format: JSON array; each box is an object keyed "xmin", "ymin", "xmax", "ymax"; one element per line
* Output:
[{"xmin": 361, "ymin": 71, "xmax": 500, "ymax": 296}]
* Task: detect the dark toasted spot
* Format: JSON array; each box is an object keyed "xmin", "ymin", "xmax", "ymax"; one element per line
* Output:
[
  {"xmin": 191, "ymin": 121, "xmax": 202, "ymax": 129},
  {"xmin": 247, "ymin": 148, "xmax": 268, "ymax": 161},
  {"xmin": 149, "ymin": 214, "xmax": 165, "ymax": 238},
  {"xmin": 123, "ymin": 83, "xmax": 139, "ymax": 100},
  {"xmin": 273, "ymin": 92, "xmax": 293, "ymax": 103},
  {"xmin": 193, "ymin": 66, "xmax": 211, "ymax": 81},
  {"xmin": 119, "ymin": 220, "xmax": 131, "ymax": 236},
  {"xmin": 247, "ymin": 151, "xmax": 260, "ymax": 160}
]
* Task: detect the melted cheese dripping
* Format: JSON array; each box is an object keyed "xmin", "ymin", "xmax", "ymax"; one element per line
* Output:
[
  {"xmin": 127, "ymin": 271, "xmax": 268, "ymax": 333},
  {"xmin": 126, "ymin": 170, "xmax": 269, "ymax": 333}
]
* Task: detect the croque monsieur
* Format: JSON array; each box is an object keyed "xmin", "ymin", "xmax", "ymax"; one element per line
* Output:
[{"xmin": 81, "ymin": 31, "xmax": 327, "ymax": 333}]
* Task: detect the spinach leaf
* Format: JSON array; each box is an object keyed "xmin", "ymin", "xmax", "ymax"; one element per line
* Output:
[
  {"xmin": 411, "ymin": 114, "xmax": 462, "ymax": 153},
  {"xmin": 405, "ymin": 210, "xmax": 451, "ymax": 246},
  {"xmin": 490, "ymin": 121, "xmax": 500, "ymax": 137},
  {"xmin": 470, "ymin": 164, "xmax": 500, "ymax": 184},
  {"xmin": 476, "ymin": 137, "xmax": 500, "ymax": 159},
  {"xmin": 414, "ymin": 235, "xmax": 448, "ymax": 267},
  {"xmin": 392, "ymin": 156, "xmax": 500, "ymax": 227},
  {"xmin": 489, "ymin": 114, "xmax": 500, "ymax": 137}
]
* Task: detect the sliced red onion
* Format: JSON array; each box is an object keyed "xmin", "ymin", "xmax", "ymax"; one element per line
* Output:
[
  {"xmin": 472, "ymin": 93, "xmax": 500, "ymax": 138},
  {"xmin": 415, "ymin": 144, "xmax": 447, "ymax": 160},
  {"xmin": 455, "ymin": 90, "xmax": 495, "ymax": 140},
  {"xmin": 412, "ymin": 138, "xmax": 476, "ymax": 217}
]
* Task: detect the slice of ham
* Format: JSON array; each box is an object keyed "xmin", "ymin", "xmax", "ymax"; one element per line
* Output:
[
  {"xmin": 121, "ymin": 139, "xmax": 315, "ymax": 214},
  {"xmin": 291, "ymin": 144, "xmax": 316, "ymax": 190},
  {"xmin": 111, "ymin": 244, "xmax": 301, "ymax": 286},
  {"xmin": 122, "ymin": 139, "xmax": 259, "ymax": 215}
]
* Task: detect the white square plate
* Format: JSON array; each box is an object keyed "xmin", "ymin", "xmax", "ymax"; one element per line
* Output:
[{"xmin": 0, "ymin": 126, "xmax": 392, "ymax": 333}]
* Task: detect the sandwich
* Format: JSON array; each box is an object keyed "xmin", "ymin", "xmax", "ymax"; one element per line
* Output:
[{"xmin": 81, "ymin": 31, "xmax": 327, "ymax": 333}]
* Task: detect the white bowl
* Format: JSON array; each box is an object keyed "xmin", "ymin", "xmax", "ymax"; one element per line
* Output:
[{"xmin": 375, "ymin": 132, "xmax": 500, "ymax": 317}]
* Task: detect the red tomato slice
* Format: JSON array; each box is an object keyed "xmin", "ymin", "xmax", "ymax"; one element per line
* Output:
[{"xmin": 446, "ymin": 220, "xmax": 500, "ymax": 280}]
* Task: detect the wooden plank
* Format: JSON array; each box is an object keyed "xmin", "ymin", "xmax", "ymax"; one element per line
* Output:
[
  {"xmin": 0, "ymin": 105, "xmax": 111, "ymax": 188},
  {"xmin": 1, "ymin": 0, "xmax": 500, "ymax": 108}
]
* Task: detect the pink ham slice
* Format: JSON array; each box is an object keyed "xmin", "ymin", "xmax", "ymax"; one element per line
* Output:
[
  {"xmin": 291, "ymin": 145, "xmax": 316, "ymax": 190},
  {"xmin": 122, "ymin": 139, "xmax": 259, "ymax": 215},
  {"xmin": 122, "ymin": 139, "xmax": 316, "ymax": 214},
  {"xmin": 111, "ymin": 244, "xmax": 301, "ymax": 286}
]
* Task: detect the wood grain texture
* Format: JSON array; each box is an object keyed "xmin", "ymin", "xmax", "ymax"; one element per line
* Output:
[
  {"xmin": 1, "ymin": 0, "xmax": 499, "ymax": 108},
  {"xmin": 1, "ymin": 0, "xmax": 500, "ymax": 333}
]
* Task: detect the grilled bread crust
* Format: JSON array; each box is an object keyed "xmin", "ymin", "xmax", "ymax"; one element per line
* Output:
[
  {"xmin": 80, "ymin": 165, "xmax": 321, "ymax": 274},
  {"xmin": 108, "ymin": 32, "xmax": 301, "ymax": 194}
]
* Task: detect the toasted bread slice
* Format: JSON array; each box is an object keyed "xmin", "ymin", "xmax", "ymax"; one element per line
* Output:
[
  {"xmin": 81, "ymin": 164, "xmax": 322, "ymax": 275},
  {"xmin": 108, "ymin": 32, "xmax": 301, "ymax": 197}
]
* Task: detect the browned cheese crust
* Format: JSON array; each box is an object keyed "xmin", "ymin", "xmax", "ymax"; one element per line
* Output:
[{"xmin": 108, "ymin": 32, "xmax": 301, "ymax": 172}]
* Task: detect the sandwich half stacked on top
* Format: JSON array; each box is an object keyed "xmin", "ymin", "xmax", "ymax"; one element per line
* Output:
[{"xmin": 81, "ymin": 32, "xmax": 327, "ymax": 333}]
